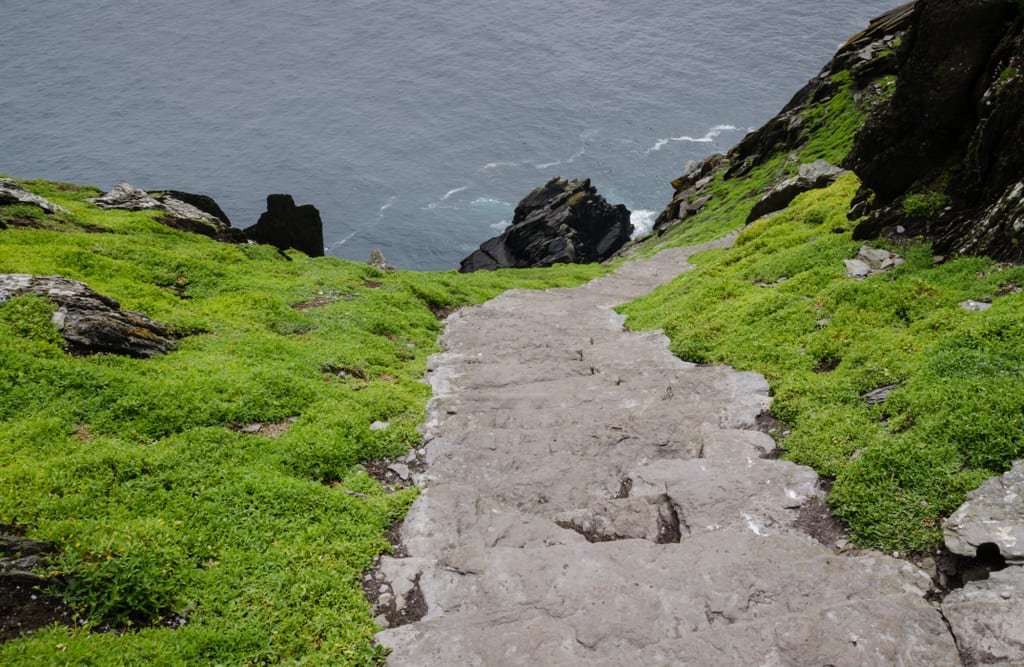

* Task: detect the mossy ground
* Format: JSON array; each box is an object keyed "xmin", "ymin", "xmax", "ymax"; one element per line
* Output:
[
  {"xmin": 618, "ymin": 66, "xmax": 1024, "ymax": 555},
  {"xmin": 620, "ymin": 175, "xmax": 1024, "ymax": 554},
  {"xmin": 0, "ymin": 181, "xmax": 604, "ymax": 665}
]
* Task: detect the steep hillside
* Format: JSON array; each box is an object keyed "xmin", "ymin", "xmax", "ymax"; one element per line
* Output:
[{"xmin": 623, "ymin": 0, "xmax": 1024, "ymax": 554}]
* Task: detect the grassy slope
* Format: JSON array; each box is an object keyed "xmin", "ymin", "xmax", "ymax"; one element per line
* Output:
[
  {"xmin": 0, "ymin": 182, "xmax": 605, "ymax": 665},
  {"xmin": 620, "ymin": 74, "xmax": 1024, "ymax": 554}
]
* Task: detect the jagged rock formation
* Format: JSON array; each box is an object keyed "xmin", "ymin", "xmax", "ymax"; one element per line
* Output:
[
  {"xmin": 87, "ymin": 183, "xmax": 246, "ymax": 242},
  {"xmin": 847, "ymin": 0, "xmax": 1024, "ymax": 260},
  {"xmin": 651, "ymin": 155, "xmax": 723, "ymax": 235},
  {"xmin": 0, "ymin": 274, "xmax": 175, "ymax": 357},
  {"xmin": 459, "ymin": 177, "xmax": 632, "ymax": 272},
  {"xmin": 373, "ymin": 238, "xmax": 960, "ymax": 665},
  {"xmin": 244, "ymin": 194, "xmax": 325, "ymax": 257},
  {"xmin": 0, "ymin": 178, "xmax": 69, "ymax": 216}
]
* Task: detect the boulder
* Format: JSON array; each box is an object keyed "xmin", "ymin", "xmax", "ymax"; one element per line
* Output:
[
  {"xmin": 459, "ymin": 177, "xmax": 631, "ymax": 272},
  {"xmin": 244, "ymin": 194, "xmax": 325, "ymax": 257},
  {"xmin": 0, "ymin": 274, "xmax": 175, "ymax": 358},
  {"xmin": 746, "ymin": 160, "xmax": 847, "ymax": 223},
  {"xmin": 944, "ymin": 459, "xmax": 1024, "ymax": 564},
  {"xmin": 0, "ymin": 178, "xmax": 69, "ymax": 215}
]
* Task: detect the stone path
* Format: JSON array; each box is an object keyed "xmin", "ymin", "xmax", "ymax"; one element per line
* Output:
[{"xmin": 374, "ymin": 238, "xmax": 961, "ymax": 665}]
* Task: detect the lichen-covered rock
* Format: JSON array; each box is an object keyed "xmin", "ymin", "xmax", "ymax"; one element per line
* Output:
[
  {"xmin": 244, "ymin": 194, "xmax": 325, "ymax": 257},
  {"xmin": 459, "ymin": 177, "xmax": 631, "ymax": 272},
  {"xmin": 87, "ymin": 183, "xmax": 246, "ymax": 242},
  {"xmin": 0, "ymin": 274, "xmax": 175, "ymax": 358},
  {"xmin": 0, "ymin": 178, "xmax": 69, "ymax": 215},
  {"xmin": 944, "ymin": 459, "xmax": 1024, "ymax": 563}
]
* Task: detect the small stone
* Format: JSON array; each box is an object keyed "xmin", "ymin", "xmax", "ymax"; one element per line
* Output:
[
  {"xmin": 389, "ymin": 463, "xmax": 411, "ymax": 481},
  {"xmin": 370, "ymin": 421, "xmax": 389, "ymax": 431},
  {"xmin": 861, "ymin": 385, "xmax": 898, "ymax": 405},
  {"xmin": 379, "ymin": 584, "xmax": 390, "ymax": 594},
  {"xmin": 959, "ymin": 300, "xmax": 992, "ymax": 312},
  {"xmin": 375, "ymin": 614, "xmax": 390, "ymax": 629},
  {"xmin": 241, "ymin": 423, "xmax": 262, "ymax": 434},
  {"xmin": 895, "ymin": 225, "xmax": 906, "ymax": 234}
]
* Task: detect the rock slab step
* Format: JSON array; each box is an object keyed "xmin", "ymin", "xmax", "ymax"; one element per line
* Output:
[{"xmin": 374, "ymin": 236, "xmax": 961, "ymax": 664}]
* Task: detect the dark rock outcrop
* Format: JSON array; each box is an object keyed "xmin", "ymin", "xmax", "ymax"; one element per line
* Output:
[
  {"xmin": 87, "ymin": 183, "xmax": 246, "ymax": 243},
  {"xmin": 725, "ymin": 3, "xmax": 915, "ymax": 180},
  {"xmin": 846, "ymin": 0, "xmax": 1024, "ymax": 260},
  {"xmin": 651, "ymin": 4, "xmax": 912, "ymax": 237},
  {"xmin": 0, "ymin": 178, "xmax": 69, "ymax": 215},
  {"xmin": 244, "ymin": 194, "xmax": 325, "ymax": 257},
  {"xmin": 459, "ymin": 177, "xmax": 631, "ymax": 272},
  {"xmin": 0, "ymin": 274, "xmax": 175, "ymax": 357},
  {"xmin": 746, "ymin": 160, "xmax": 848, "ymax": 222}
]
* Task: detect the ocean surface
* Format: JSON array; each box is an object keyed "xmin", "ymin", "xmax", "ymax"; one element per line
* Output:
[{"xmin": 2, "ymin": 1, "xmax": 895, "ymax": 270}]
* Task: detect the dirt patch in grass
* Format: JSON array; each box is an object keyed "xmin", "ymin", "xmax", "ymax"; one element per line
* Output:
[
  {"xmin": 0, "ymin": 577, "xmax": 74, "ymax": 642},
  {"xmin": 794, "ymin": 483, "xmax": 850, "ymax": 551}
]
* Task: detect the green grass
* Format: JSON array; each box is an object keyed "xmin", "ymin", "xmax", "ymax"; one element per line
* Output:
[
  {"xmin": 619, "ymin": 174, "xmax": 1024, "ymax": 553},
  {"xmin": 0, "ymin": 181, "xmax": 605, "ymax": 665}
]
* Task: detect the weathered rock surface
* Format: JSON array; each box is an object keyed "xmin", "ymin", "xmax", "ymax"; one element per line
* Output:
[
  {"xmin": 459, "ymin": 177, "xmax": 631, "ymax": 272},
  {"xmin": 945, "ymin": 460, "xmax": 1024, "ymax": 564},
  {"xmin": 746, "ymin": 160, "xmax": 848, "ymax": 222},
  {"xmin": 0, "ymin": 274, "xmax": 175, "ymax": 357},
  {"xmin": 373, "ymin": 237, "xmax": 961, "ymax": 664},
  {"xmin": 0, "ymin": 178, "xmax": 69, "ymax": 215},
  {"xmin": 942, "ymin": 568, "xmax": 1024, "ymax": 666},
  {"xmin": 87, "ymin": 183, "xmax": 246, "ymax": 242},
  {"xmin": 244, "ymin": 194, "xmax": 325, "ymax": 257}
]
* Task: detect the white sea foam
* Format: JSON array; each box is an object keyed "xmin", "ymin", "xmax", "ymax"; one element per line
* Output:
[
  {"xmin": 330, "ymin": 230, "xmax": 360, "ymax": 248},
  {"xmin": 630, "ymin": 209, "xmax": 657, "ymax": 240},
  {"xmin": 427, "ymin": 185, "xmax": 470, "ymax": 209},
  {"xmin": 490, "ymin": 219, "xmax": 510, "ymax": 230},
  {"xmin": 646, "ymin": 124, "xmax": 741, "ymax": 153},
  {"xmin": 379, "ymin": 196, "xmax": 396, "ymax": 212},
  {"xmin": 471, "ymin": 197, "xmax": 509, "ymax": 206},
  {"xmin": 441, "ymin": 185, "xmax": 468, "ymax": 201},
  {"xmin": 481, "ymin": 161, "xmax": 519, "ymax": 171},
  {"xmin": 534, "ymin": 159, "xmax": 562, "ymax": 169}
]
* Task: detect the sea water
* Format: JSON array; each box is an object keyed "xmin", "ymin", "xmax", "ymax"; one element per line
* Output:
[{"xmin": 2, "ymin": 0, "xmax": 896, "ymax": 270}]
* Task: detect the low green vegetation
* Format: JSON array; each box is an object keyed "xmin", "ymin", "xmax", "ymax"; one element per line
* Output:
[
  {"xmin": 0, "ymin": 180, "xmax": 604, "ymax": 665},
  {"xmin": 637, "ymin": 69, "xmax": 870, "ymax": 257},
  {"xmin": 620, "ymin": 174, "xmax": 1024, "ymax": 553}
]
